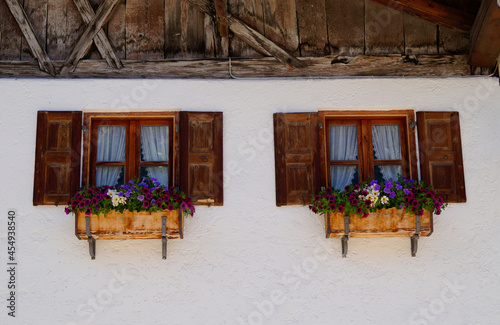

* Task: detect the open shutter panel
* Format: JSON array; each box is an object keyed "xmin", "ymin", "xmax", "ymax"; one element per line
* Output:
[
  {"xmin": 180, "ymin": 112, "xmax": 223, "ymax": 206},
  {"xmin": 274, "ymin": 112, "xmax": 320, "ymax": 206},
  {"xmin": 417, "ymin": 112, "xmax": 466, "ymax": 203},
  {"xmin": 33, "ymin": 111, "xmax": 82, "ymax": 206}
]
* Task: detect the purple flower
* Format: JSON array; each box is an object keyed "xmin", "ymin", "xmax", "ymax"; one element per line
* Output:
[
  {"xmin": 78, "ymin": 201, "xmax": 85, "ymax": 209},
  {"xmin": 412, "ymin": 200, "xmax": 420, "ymax": 206},
  {"xmin": 353, "ymin": 185, "xmax": 361, "ymax": 191},
  {"xmin": 65, "ymin": 207, "xmax": 71, "ymax": 215},
  {"xmin": 385, "ymin": 181, "xmax": 393, "ymax": 189},
  {"xmin": 92, "ymin": 197, "xmax": 99, "ymax": 205},
  {"xmin": 356, "ymin": 206, "xmax": 363, "ymax": 214},
  {"xmin": 373, "ymin": 184, "xmax": 381, "ymax": 191},
  {"xmin": 188, "ymin": 202, "xmax": 194, "ymax": 210},
  {"xmin": 350, "ymin": 198, "xmax": 359, "ymax": 205},
  {"xmin": 396, "ymin": 184, "xmax": 403, "ymax": 191},
  {"xmin": 146, "ymin": 193, "xmax": 153, "ymax": 200},
  {"xmin": 85, "ymin": 207, "xmax": 92, "ymax": 215},
  {"xmin": 338, "ymin": 205, "xmax": 345, "ymax": 213},
  {"xmin": 143, "ymin": 200, "xmax": 150, "ymax": 208},
  {"xmin": 383, "ymin": 187, "xmax": 391, "ymax": 194},
  {"xmin": 87, "ymin": 188, "xmax": 94, "ymax": 195},
  {"xmin": 84, "ymin": 199, "xmax": 91, "ymax": 206},
  {"xmin": 389, "ymin": 191, "xmax": 396, "ymax": 199},
  {"xmin": 370, "ymin": 179, "xmax": 378, "ymax": 185},
  {"xmin": 400, "ymin": 203, "xmax": 405, "ymax": 209},
  {"xmin": 167, "ymin": 204, "xmax": 175, "ymax": 211},
  {"xmin": 151, "ymin": 199, "xmax": 156, "ymax": 205},
  {"xmin": 180, "ymin": 202, "xmax": 188, "ymax": 210},
  {"xmin": 329, "ymin": 203, "xmax": 337, "ymax": 211},
  {"xmin": 124, "ymin": 190, "xmax": 131, "ymax": 198},
  {"xmin": 403, "ymin": 189, "xmax": 410, "ymax": 195},
  {"xmin": 137, "ymin": 195, "xmax": 145, "ymax": 201},
  {"xmin": 142, "ymin": 188, "xmax": 150, "ymax": 194}
]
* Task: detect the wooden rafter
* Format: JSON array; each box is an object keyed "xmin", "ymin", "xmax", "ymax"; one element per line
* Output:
[
  {"xmin": 214, "ymin": 0, "xmax": 228, "ymax": 38},
  {"xmin": 0, "ymin": 55, "xmax": 469, "ymax": 78},
  {"xmin": 3, "ymin": 0, "xmax": 56, "ymax": 76},
  {"xmin": 73, "ymin": 0, "xmax": 123, "ymax": 69},
  {"xmin": 369, "ymin": 0, "xmax": 476, "ymax": 32},
  {"xmin": 469, "ymin": 0, "xmax": 500, "ymax": 68},
  {"xmin": 185, "ymin": 0, "xmax": 306, "ymax": 69},
  {"xmin": 60, "ymin": 0, "xmax": 121, "ymax": 74}
]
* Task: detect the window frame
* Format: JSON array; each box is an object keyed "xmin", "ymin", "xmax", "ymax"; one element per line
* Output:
[
  {"xmin": 82, "ymin": 112, "xmax": 180, "ymax": 188},
  {"xmin": 318, "ymin": 110, "xmax": 418, "ymax": 188}
]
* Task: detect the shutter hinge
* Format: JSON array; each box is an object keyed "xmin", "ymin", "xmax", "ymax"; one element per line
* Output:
[
  {"xmin": 82, "ymin": 125, "xmax": 89, "ymax": 133},
  {"xmin": 410, "ymin": 121, "xmax": 417, "ymax": 129},
  {"xmin": 319, "ymin": 122, "xmax": 323, "ymax": 129}
]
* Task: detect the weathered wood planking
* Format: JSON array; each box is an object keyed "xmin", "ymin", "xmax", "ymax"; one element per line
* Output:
[
  {"xmin": 0, "ymin": 0, "xmax": 22, "ymax": 60},
  {"xmin": 325, "ymin": 208, "xmax": 433, "ymax": 238},
  {"xmin": 263, "ymin": 0, "xmax": 299, "ymax": 55},
  {"xmin": 365, "ymin": 0, "xmax": 404, "ymax": 55},
  {"xmin": 21, "ymin": 0, "xmax": 48, "ymax": 61},
  {"xmin": 76, "ymin": 209, "xmax": 183, "ymax": 240},
  {"xmin": 295, "ymin": 0, "xmax": 329, "ymax": 56},
  {"xmin": 0, "ymin": 55, "xmax": 469, "ymax": 78},
  {"xmin": 403, "ymin": 14, "xmax": 438, "ymax": 55},
  {"xmin": 439, "ymin": 27, "xmax": 469, "ymax": 54},
  {"xmin": 126, "ymin": 0, "xmax": 165, "ymax": 59},
  {"xmin": 228, "ymin": 0, "xmax": 264, "ymax": 57},
  {"xmin": 326, "ymin": 0, "xmax": 365, "ymax": 56},
  {"xmin": 107, "ymin": 0, "xmax": 126, "ymax": 59},
  {"xmin": 47, "ymin": 0, "xmax": 85, "ymax": 60}
]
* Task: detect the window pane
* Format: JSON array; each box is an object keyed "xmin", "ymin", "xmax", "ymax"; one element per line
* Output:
[
  {"xmin": 331, "ymin": 166, "xmax": 359, "ymax": 190},
  {"xmin": 140, "ymin": 166, "xmax": 168, "ymax": 186},
  {"xmin": 374, "ymin": 165, "xmax": 402, "ymax": 183},
  {"xmin": 329, "ymin": 125, "xmax": 358, "ymax": 161},
  {"xmin": 97, "ymin": 126, "xmax": 126, "ymax": 162},
  {"xmin": 96, "ymin": 166, "xmax": 124, "ymax": 187},
  {"xmin": 141, "ymin": 125, "xmax": 169, "ymax": 162},
  {"xmin": 372, "ymin": 124, "xmax": 401, "ymax": 160}
]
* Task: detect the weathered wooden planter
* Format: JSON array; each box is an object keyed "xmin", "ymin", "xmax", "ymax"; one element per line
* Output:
[
  {"xmin": 324, "ymin": 208, "xmax": 433, "ymax": 257},
  {"xmin": 76, "ymin": 209, "xmax": 183, "ymax": 260}
]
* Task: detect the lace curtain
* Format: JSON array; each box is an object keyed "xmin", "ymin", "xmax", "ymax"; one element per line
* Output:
[
  {"xmin": 330, "ymin": 125, "xmax": 358, "ymax": 190},
  {"xmin": 96, "ymin": 126, "xmax": 126, "ymax": 186},
  {"xmin": 372, "ymin": 124, "xmax": 402, "ymax": 180},
  {"xmin": 140, "ymin": 125, "xmax": 169, "ymax": 185}
]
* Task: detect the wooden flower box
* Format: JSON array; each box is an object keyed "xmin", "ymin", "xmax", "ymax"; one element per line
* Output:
[
  {"xmin": 75, "ymin": 209, "xmax": 183, "ymax": 259},
  {"xmin": 324, "ymin": 207, "xmax": 433, "ymax": 257}
]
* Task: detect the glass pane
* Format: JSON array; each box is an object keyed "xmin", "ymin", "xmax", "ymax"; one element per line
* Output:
[
  {"xmin": 96, "ymin": 166, "xmax": 124, "ymax": 187},
  {"xmin": 374, "ymin": 165, "xmax": 402, "ymax": 183},
  {"xmin": 329, "ymin": 125, "xmax": 358, "ymax": 161},
  {"xmin": 331, "ymin": 166, "xmax": 359, "ymax": 190},
  {"xmin": 140, "ymin": 166, "xmax": 168, "ymax": 186},
  {"xmin": 372, "ymin": 124, "xmax": 401, "ymax": 160},
  {"xmin": 140, "ymin": 125, "xmax": 169, "ymax": 162},
  {"xmin": 97, "ymin": 126, "xmax": 126, "ymax": 162}
]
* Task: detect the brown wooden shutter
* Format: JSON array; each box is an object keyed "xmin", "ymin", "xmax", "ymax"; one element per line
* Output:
[
  {"xmin": 180, "ymin": 112, "xmax": 223, "ymax": 205},
  {"xmin": 274, "ymin": 112, "xmax": 320, "ymax": 206},
  {"xmin": 33, "ymin": 111, "xmax": 82, "ymax": 206},
  {"xmin": 417, "ymin": 112, "xmax": 466, "ymax": 203}
]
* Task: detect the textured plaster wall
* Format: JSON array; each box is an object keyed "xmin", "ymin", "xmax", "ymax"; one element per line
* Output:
[{"xmin": 0, "ymin": 77, "xmax": 499, "ymax": 325}]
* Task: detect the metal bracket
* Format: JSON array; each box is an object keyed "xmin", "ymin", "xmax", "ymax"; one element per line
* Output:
[
  {"xmin": 162, "ymin": 216, "xmax": 167, "ymax": 260},
  {"xmin": 411, "ymin": 214, "xmax": 421, "ymax": 257},
  {"xmin": 342, "ymin": 215, "xmax": 350, "ymax": 258},
  {"xmin": 86, "ymin": 216, "xmax": 96, "ymax": 260}
]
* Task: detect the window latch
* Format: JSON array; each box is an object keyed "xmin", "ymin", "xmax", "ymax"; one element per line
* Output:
[
  {"xmin": 82, "ymin": 125, "xmax": 89, "ymax": 133},
  {"xmin": 318, "ymin": 122, "xmax": 323, "ymax": 129},
  {"xmin": 410, "ymin": 121, "xmax": 417, "ymax": 129}
]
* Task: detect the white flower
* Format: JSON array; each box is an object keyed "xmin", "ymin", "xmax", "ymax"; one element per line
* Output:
[
  {"xmin": 112, "ymin": 196, "xmax": 120, "ymax": 207},
  {"xmin": 381, "ymin": 196, "xmax": 389, "ymax": 205}
]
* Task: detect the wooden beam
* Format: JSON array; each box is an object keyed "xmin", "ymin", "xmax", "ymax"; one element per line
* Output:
[
  {"xmin": 369, "ymin": 0, "xmax": 475, "ymax": 32},
  {"xmin": 0, "ymin": 55, "xmax": 470, "ymax": 78},
  {"xmin": 469, "ymin": 0, "xmax": 500, "ymax": 68},
  {"xmin": 60, "ymin": 0, "xmax": 121, "ymax": 75},
  {"xmin": 185, "ymin": 0, "xmax": 305, "ymax": 69},
  {"xmin": 3, "ymin": 0, "xmax": 56, "ymax": 76},
  {"xmin": 72, "ymin": 0, "xmax": 123, "ymax": 69},
  {"xmin": 214, "ymin": 0, "xmax": 228, "ymax": 38}
]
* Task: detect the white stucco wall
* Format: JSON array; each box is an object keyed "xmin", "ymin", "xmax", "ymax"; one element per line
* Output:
[{"xmin": 0, "ymin": 76, "xmax": 499, "ymax": 325}]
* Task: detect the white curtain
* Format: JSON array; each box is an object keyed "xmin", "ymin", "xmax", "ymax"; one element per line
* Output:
[
  {"xmin": 372, "ymin": 124, "xmax": 402, "ymax": 180},
  {"xmin": 96, "ymin": 126, "xmax": 126, "ymax": 186},
  {"xmin": 141, "ymin": 125, "xmax": 169, "ymax": 185},
  {"xmin": 330, "ymin": 125, "xmax": 358, "ymax": 190}
]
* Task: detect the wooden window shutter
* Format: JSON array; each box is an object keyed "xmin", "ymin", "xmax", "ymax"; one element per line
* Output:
[
  {"xmin": 180, "ymin": 112, "xmax": 223, "ymax": 205},
  {"xmin": 274, "ymin": 112, "xmax": 320, "ymax": 206},
  {"xmin": 417, "ymin": 112, "xmax": 466, "ymax": 203},
  {"xmin": 33, "ymin": 111, "xmax": 82, "ymax": 206}
]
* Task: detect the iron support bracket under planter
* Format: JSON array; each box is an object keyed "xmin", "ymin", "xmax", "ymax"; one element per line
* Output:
[
  {"xmin": 411, "ymin": 215, "xmax": 421, "ymax": 257},
  {"xmin": 342, "ymin": 215, "xmax": 350, "ymax": 258},
  {"xmin": 162, "ymin": 216, "xmax": 167, "ymax": 260},
  {"xmin": 86, "ymin": 216, "xmax": 96, "ymax": 260}
]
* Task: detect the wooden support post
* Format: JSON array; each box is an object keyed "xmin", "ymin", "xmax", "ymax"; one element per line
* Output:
[
  {"xmin": 72, "ymin": 0, "xmax": 123, "ymax": 69},
  {"xmin": 3, "ymin": 0, "xmax": 56, "ymax": 76},
  {"xmin": 60, "ymin": 0, "xmax": 121, "ymax": 74}
]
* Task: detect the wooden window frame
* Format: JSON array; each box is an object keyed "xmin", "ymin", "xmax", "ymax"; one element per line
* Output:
[
  {"xmin": 318, "ymin": 110, "xmax": 418, "ymax": 187},
  {"xmin": 82, "ymin": 112, "xmax": 180, "ymax": 187}
]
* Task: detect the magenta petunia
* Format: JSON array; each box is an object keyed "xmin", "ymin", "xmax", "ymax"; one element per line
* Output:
[
  {"xmin": 143, "ymin": 200, "xmax": 150, "ymax": 208},
  {"xmin": 180, "ymin": 202, "xmax": 188, "ymax": 210},
  {"xmin": 85, "ymin": 207, "xmax": 92, "ymax": 215},
  {"xmin": 146, "ymin": 193, "xmax": 153, "ymax": 200},
  {"xmin": 65, "ymin": 207, "xmax": 70, "ymax": 215},
  {"xmin": 167, "ymin": 204, "xmax": 174, "ymax": 211},
  {"xmin": 329, "ymin": 203, "xmax": 337, "ymax": 211},
  {"xmin": 356, "ymin": 206, "xmax": 363, "ymax": 214},
  {"xmin": 338, "ymin": 205, "xmax": 345, "ymax": 213}
]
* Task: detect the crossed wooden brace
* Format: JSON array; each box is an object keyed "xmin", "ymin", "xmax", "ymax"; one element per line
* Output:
[{"xmin": 4, "ymin": 0, "xmax": 122, "ymax": 76}]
